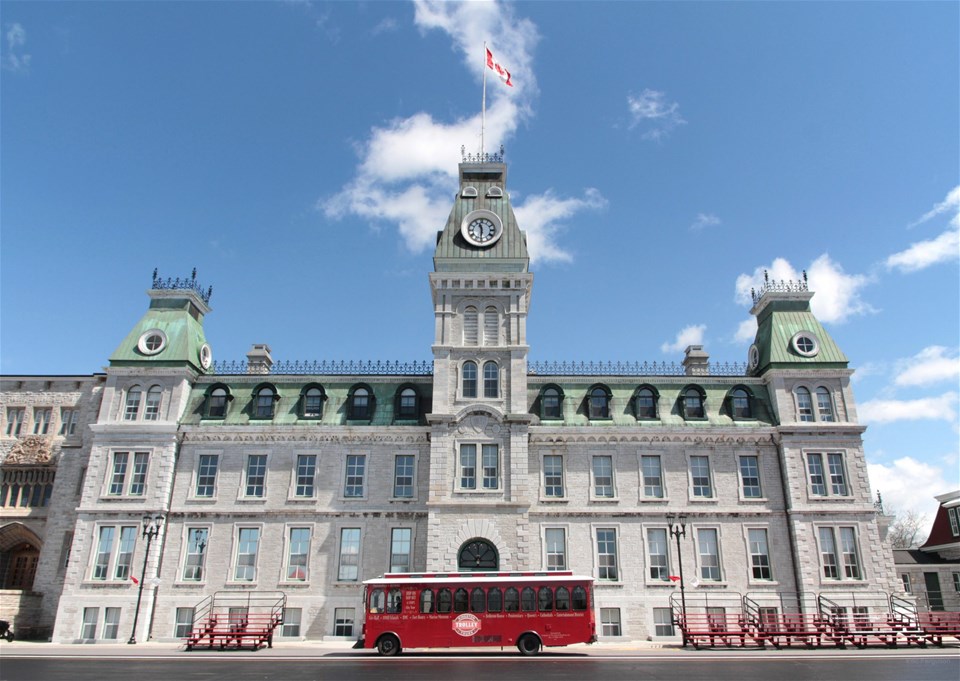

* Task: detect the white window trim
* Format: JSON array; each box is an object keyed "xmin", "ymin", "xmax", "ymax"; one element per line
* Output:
[
  {"xmin": 813, "ymin": 523, "xmax": 866, "ymax": 584},
  {"xmin": 793, "ymin": 382, "xmax": 841, "ymax": 424},
  {"xmin": 387, "ymin": 525, "xmax": 416, "ymax": 574},
  {"xmin": 338, "ymin": 452, "xmax": 368, "ymax": 501},
  {"xmin": 803, "ymin": 449, "xmax": 853, "ymax": 501},
  {"xmin": 335, "ymin": 524, "xmax": 364, "ymax": 583},
  {"xmin": 189, "ymin": 451, "xmax": 221, "ymax": 502},
  {"xmin": 142, "ymin": 385, "xmax": 165, "ymax": 422},
  {"xmin": 589, "ymin": 452, "xmax": 619, "ymax": 502},
  {"xmin": 641, "ymin": 523, "xmax": 674, "ymax": 587},
  {"xmin": 121, "ymin": 384, "xmax": 144, "ymax": 421},
  {"xmin": 86, "ymin": 523, "xmax": 139, "ymax": 584},
  {"xmin": 288, "ymin": 451, "xmax": 319, "ymax": 502},
  {"xmin": 100, "ymin": 449, "xmax": 152, "ymax": 500},
  {"xmin": 692, "ymin": 523, "xmax": 725, "ymax": 584},
  {"xmin": 228, "ymin": 523, "xmax": 264, "ymax": 585},
  {"xmin": 454, "ymin": 440, "xmax": 501, "ymax": 493},
  {"xmin": 280, "ymin": 523, "xmax": 313, "ymax": 585},
  {"xmin": 390, "ymin": 451, "xmax": 419, "ymax": 502},
  {"xmin": 540, "ymin": 524, "xmax": 570, "ymax": 572},
  {"xmin": 177, "ymin": 524, "xmax": 212, "ymax": 584},
  {"xmin": 736, "ymin": 452, "xmax": 767, "ymax": 502},
  {"xmin": 685, "ymin": 452, "xmax": 716, "ymax": 503},
  {"xmin": 592, "ymin": 523, "xmax": 622, "ymax": 585},
  {"xmin": 539, "ymin": 452, "xmax": 566, "ymax": 502},
  {"xmin": 237, "ymin": 451, "xmax": 270, "ymax": 502},
  {"xmin": 742, "ymin": 524, "xmax": 778, "ymax": 585},
  {"xmin": 637, "ymin": 451, "xmax": 668, "ymax": 502}
]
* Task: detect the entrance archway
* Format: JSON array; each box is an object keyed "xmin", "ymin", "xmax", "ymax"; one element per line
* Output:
[{"xmin": 457, "ymin": 538, "xmax": 499, "ymax": 571}]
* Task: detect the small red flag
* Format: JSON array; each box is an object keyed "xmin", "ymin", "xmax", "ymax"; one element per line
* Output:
[
  {"xmin": 131, "ymin": 576, "xmax": 139, "ymax": 585},
  {"xmin": 486, "ymin": 47, "xmax": 513, "ymax": 87},
  {"xmin": 668, "ymin": 575, "xmax": 681, "ymax": 583}
]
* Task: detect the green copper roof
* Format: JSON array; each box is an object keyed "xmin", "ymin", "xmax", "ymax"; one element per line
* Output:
[
  {"xmin": 751, "ymin": 294, "xmax": 848, "ymax": 373},
  {"xmin": 109, "ymin": 290, "xmax": 211, "ymax": 372},
  {"xmin": 434, "ymin": 162, "xmax": 529, "ymax": 273}
]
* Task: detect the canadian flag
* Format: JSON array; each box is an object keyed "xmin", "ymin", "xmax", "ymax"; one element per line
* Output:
[{"xmin": 486, "ymin": 47, "xmax": 513, "ymax": 87}]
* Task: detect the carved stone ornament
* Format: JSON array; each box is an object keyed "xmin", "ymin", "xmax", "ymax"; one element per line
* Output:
[
  {"xmin": 5, "ymin": 435, "xmax": 54, "ymax": 465},
  {"xmin": 457, "ymin": 412, "xmax": 502, "ymax": 437}
]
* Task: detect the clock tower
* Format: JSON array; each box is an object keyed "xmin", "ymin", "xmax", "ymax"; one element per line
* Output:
[{"xmin": 426, "ymin": 151, "xmax": 534, "ymax": 571}]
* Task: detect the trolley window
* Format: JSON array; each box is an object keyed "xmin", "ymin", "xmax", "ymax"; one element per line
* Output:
[
  {"xmin": 572, "ymin": 585, "xmax": 587, "ymax": 610},
  {"xmin": 504, "ymin": 587, "xmax": 520, "ymax": 612},
  {"xmin": 454, "ymin": 588, "xmax": 469, "ymax": 613},
  {"xmin": 387, "ymin": 589, "xmax": 402, "ymax": 614},
  {"xmin": 471, "ymin": 587, "xmax": 486, "ymax": 613},
  {"xmin": 556, "ymin": 586, "xmax": 570, "ymax": 611},
  {"xmin": 438, "ymin": 588, "xmax": 452, "ymax": 613},
  {"xmin": 521, "ymin": 587, "xmax": 536, "ymax": 612},
  {"xmin": 370, "ymin": 588, "xmax": 385, "ymax": 613},
  {"xmin": 488, "ymin": 587, "xmax": 503, "ymax": 613},
  {"xmin": 420, "ymin": 589, "xmax": 434, "ymax": 613},
  {"xmin": 538, "ymin": 586, "xmax": 554, "ymax": 612}
]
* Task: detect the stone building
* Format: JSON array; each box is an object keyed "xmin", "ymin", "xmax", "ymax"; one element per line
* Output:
[
  {"xmin": 894, "ymin": 490, "xmax": 960, "ymax": 611},
  {"xmin": 1, "ymin": 155, "xmax": 900, "ymax": 643}
]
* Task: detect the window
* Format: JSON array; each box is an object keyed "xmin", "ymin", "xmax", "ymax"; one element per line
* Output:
[
  {"xmin": 137, "ymin": 329, "xmax": 167, "ymax": 355},
  {"xmin": 748, "ymin": 528, "xmax": 772, "ymax": 580},
  {"xmin": 592, "ymin": 455, "xmax": 615, "ymax": 498},
  {"xmin": 484, "ymin": 306, "xmax": 499, "ymax": 346},
  {"xmin": 207, "ymin": 387, "xmax": 229, "ymax": 419},
  {"xmin": 729, "ymin": 388, "xmax": 751, "ymax": 419},
  {"xmin": 482, "ymin": 444, "xmax": 499, "ymax": 489},
  {"xmin": 839, "ymin": 527, "xmax": 862, "ymax": 579},
  {"xmin": 108, "ymin": 451, "xmax": 149, "ymax": 496},
  {"xmin": 460, "ymin": 445, "xmax": 476, "ymax": 489},
  {"xmin": 92, "ymin": 525, "xmax": 137, "ymax": 581},
  {"xmin": 462, "ymin": 361, "xmax": 478, "ymax": 398},
  {"xmin": 459, "ymin": 444, "xmax": 498, "ymax": 491},
  {"xmin": 463, "ymin": 306, "xmax": 478, "ymax": 345},
  {"xmin": 397, "ymin": 387, "xmax": 418, "ymax": 420},
  {"xmin": 545, "ymin": 528, "xmax": 566, "ymax": 570},
  {"xmin": 389, "ymin": 528, "xmax": 412, "ymax": 573},
  {"xmin": 827, "ymin": 453, "xmax": 848, "ymax": 495},
  {"xmin": 234, "ymin": 528, "xmax": 260, "ymax": 582},
  {"xmin": 807, "ymin": 452, "xmax": 848, "ymax": 497},
  {"xmin": 244, "ymin": 455, "xmax": 266, "ymax": 498},
  {"xmin": 816, "ymin": 387, "xmax": 834, "ymax": 421},
  {"xmin": 596, "ymin": 528, "xmax": 619, "ymax": 581},
  {"xmin": 295, "ymin": 454, "xmax": 317, "ymax": 498},
  {"xmin": 647, "ymin": 528, "xmax": 670, "ymax": 581},
  {"xmin": 286, "ymin": 527, "xmax": 310, "ymax": 581},
  {"xmin": 302, "ymin": 386, "xmax": 325, "ymax": 419},
  {"xmin": 791, "ymin": 332, "xmax": 819, "ymax": 357},
  {"xmin": 690, "ymin": 456, "xmax": 713, "ymax": 498},
  {"xmin": 182, "ymin": 528, "xmax": 208, "ymax": 581},
  {"xmin": 795, "ymin": 387, "xmax": 814, "ymax": 422},
  {"xmin": 635, "ymin": 387, "xmax": 657, "ymax": 419},
  {"xmin": 541, "ymin": 387, "xmax": 562, "ymax": 419},
  {"xmin": 543, "ymin": 455, "xmax": 564, "ymax": 498},
  {"xmin": 81, "ymin": 607, "xmax": 98, "ymax": 639},
  {"xmin": 344, "ymin": 455, "xmax": 365, "ymax": 498},
  {"xmin": 697, "ymin": 528, "xmax": 721, "ymax": 581},
  {"xmin": 124, "ymin": 387, "xmax": 142, "ymax": 420},
  {"xmin": 393, "ymin": 455, "xmax": 415, "ymax": 498},
  {"xmin": 254, "ymin": 386, "xmax": 277, "ymax": 419},
  {"xmin": 174, "ymin": 607, "xmax": 195, "ymax": 638},
  {"xmin": 486, "ymin": 186, "xmax": 503, "ymax": 198},
  {"xmin": 144, "ymin": 386, "xmax": 162, "ymax": 421},
  {"xmin": 641, "ymin": 455, "xmax": 663, "ymax": 498},
  {"xmin": 901, "ymin": 573, "xmax": 912, "ymax": 593},
  {"xmin": 59, "ymin": 408, "xmax": 79, "ymax": 436},
  {"xmin": 349, "ymin": 387, "xmax": 371, "ymax": 420},
  {"xmin": 282, "ymin": 608, "xmax": 302, "ymax": 637},
  {"xmin": 739, "ymin": 455, "xmax": 762, "ymax": 498},
  {"xmin": 682, "ymin": 387, "xmax": 705, "ymax": 419},
  {"xmin": 5, "ymin": 408, "xmax": 24, "ymax": 436},
  {"xmin": 807, "ymin": 453, "xmax": 827, "ymax": 496},
  {"xmin": 819, "ymin": 526, "xmax": 862, "ymax": 581},
  {"xmin": 333, "ymin": 608, "xmax": 353, "ymax": 637},
  {"xmin": 338, "ymin": 528, "xmax": 361, "ymax": 581},
  {"xmin": 32, "ymin": 408, "xmax": 51, "ymax": 434},
  {"xmin": 950, "ymin": 508, "xmax": 960, "ymax": 536},
  {"xmin": 102, "ymin": 607, "xmax": 121, "ymax": 640},
  {"xmin": 461, "ymin": 186, "xmax": 478, "ymax": 198},
  {"xmin": 600, "ymin": 608, "xmax": 621, "ymax": 636},
  {"xmin": 653, "ymin": 607, "xmax": 675, "ymax": 636},
  {"xmin": 195, "ymin": 454, "xmax": 219, "ymax": 497},
  {"xmin": 588, "ymin": 386, "xmax": 610, "ymax": 419},
  {"xmin": 952, "ymin": 572, "xmax": 960, "ymax": 592},
  {"xmin": 483, "ymin": 361, "xmax": 499, "ymax": 398}
]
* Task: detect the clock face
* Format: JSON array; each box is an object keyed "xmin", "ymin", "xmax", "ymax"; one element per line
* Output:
[
  {"xmin": 460, "ymin": 210, "xmax": 503, "ymax": 247},
  {"xmin": 468, "ymin": 218, "xmax": 497, "ymax": 243}
]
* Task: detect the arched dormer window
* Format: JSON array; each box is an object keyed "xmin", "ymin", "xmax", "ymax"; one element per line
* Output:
[
  {"xmin": 395, "ymin": 385, "xmax": 420, "ymax": 421},
  {"xmin": 815, "ymin": 387, "xmax": 835, "ymax": 422},
  {"xmin": 348, "ymin": 385, "xmax": 374, "ymax": 420},
  {"xmin": 483, "ymin": 361, "xmax": 499, "ymax": 398},
  {"xmin": 463, "ymin": 306, "xmax": 479, "ymax": 345},
  {"xmin": 633, "ymin": 385, "xmax": 659, "ymax": 420},
  {"xmin": 484, "ymin": 306, "xmax": 499, "ymax": 346},
  {"xmin": 461, "ymin": 186, "xmax": 478, "ymax": 198},
  {"xmin": 123, "ymin": 386, "xmax": 143, "ymax": 421},
  {"xmin": 727, "ymin": 386, "xmax": 753, "ymax": 419},
  {"xmin": 462, "ymin": 361, "xmax": 478, "ymax": 398},
  {"xmin": 795, "ymin": 387, "xmax": 813, "ymax": 422},
  {"xmin": 300, "ymin": 384, "xmax": 326, "ymax": 419},
  {"xmin": 681, "ymin": 386, "xmax": 706, "ymax": 419},
  {"xmin": 144, "ymin": 385, "xmax": 163, "ymax": 421},
  {"xmin": 540, "ymin": 385, "xmax": 564, "ymax": 420},
  {"xmin": 587, "ymin": 385, "xmax": 612, "ymax": 419},
  {"xmin": 486, "ymin": 186, "xmax": 503, "ymax": 198},
  {"xmin": 205, "ymin": 385, "xmax": 232, "ymax": 419},
  {"xmin": 253, "ymin": 384, "xmax": 279, "ymax": 419}
]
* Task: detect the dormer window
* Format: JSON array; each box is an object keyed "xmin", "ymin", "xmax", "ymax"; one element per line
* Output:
[
  {"xmin": 486, "ymin": 186, "xmax": 503, "ymax": 198},
  {"xmin": 461, "ymin": 186, "xmax": 478, "ymax": 198},
  {"xmin": 634, "ymin": 386, "xmax": 658, "ymax": 420},
  {"xmin": 349, "ymin": 386, "xmax": 374, "ymax": 420},
  {"xmin": 396, "ymin": 386, "xmax": 419, "ymax": 420},
  {"xmin": 137, "ymin": 329, "xmax": 167, "ymax": 356},
  {"xmin": 728, "ymin": 387, "xmax": 752, "ymax": 419},
  {"xmin": 540, "ymin": 386, "xmax": 563, "ymax": 420},
  {"xmin": 253, "ymin": 385, "xmax": 279, "ymax": 419},
  {"xmin": 300, "ymin": 385, "xmax": 326, "ymax": 419},
  {"xmin": 588, "ymin": 385, "xmax": 611, "ymax": 419},
  {"xmin": 681, "ymin": 387, "xmax": 706, "ymax": 419},
  {"xmin": 206, "ymin": 386, "xmax": 231, "ymax": 419}
]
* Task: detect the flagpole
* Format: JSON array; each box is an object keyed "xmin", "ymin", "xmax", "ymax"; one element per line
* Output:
[{"xmin": 481, "ymin": 42, "xmax": 487, "ymax": 156}]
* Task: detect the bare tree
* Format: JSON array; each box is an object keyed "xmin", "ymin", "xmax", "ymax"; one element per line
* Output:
[{"xmin": 886, "ymin": 507, "xmax": 930, "ymax": 549}]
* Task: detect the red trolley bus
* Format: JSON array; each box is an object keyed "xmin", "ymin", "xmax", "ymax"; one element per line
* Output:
[{"xmin": 357, "ymin": 571, "xmax": 596, "ymax": 656}]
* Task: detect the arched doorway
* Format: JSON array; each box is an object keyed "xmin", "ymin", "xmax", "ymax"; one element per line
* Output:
[
  {"xmin": 458, "ymin": 538, "xmax": 499, "ymax": 571},
  {"xmin": 3, "ymin": 543, "xmax": 38, "ymax": 590}
]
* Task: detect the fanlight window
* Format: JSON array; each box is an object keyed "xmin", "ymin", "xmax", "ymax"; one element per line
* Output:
[
  {"xmin": 208, "ymin": 387, "xmax": 228, "ymax": 418},
  {"xmin": 350, "ymin": 388, "xmax": 371, "ymax": 420},
  {"xmin": 303, "ymin": 387, "xmax": 324, "ymax": 418}
]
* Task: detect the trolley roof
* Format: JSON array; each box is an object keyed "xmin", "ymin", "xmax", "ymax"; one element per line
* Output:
[{"xmin": 363, "ymin": 571, "xmax": 595, "ymax": 587}]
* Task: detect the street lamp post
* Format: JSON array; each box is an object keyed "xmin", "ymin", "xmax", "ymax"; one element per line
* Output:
[
  {"xmin": 128, "ymin": 513, "xmax": 165, "ymax": 645},
  {"xmin": 667, "ymin": 513, "xmax": 688, "ymax": 647}
]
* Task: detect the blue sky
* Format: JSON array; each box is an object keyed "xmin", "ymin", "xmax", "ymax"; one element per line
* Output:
[{"xmin": 2, "ymin": 1, "xmax": 957, "ymax": 518}]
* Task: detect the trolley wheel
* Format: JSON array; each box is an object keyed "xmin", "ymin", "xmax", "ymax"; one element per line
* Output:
[
  {"xmin": 517, "ymin": 633, "xmax": 541, "ymax": 656},
  {"xmin": 377, "ymin": 634, "xmax": 401, "ymax": 656}
]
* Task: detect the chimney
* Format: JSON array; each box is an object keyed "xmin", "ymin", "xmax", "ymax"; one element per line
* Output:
[
  {"xmin": 682, "ymin": 345, "xmax": 709, "ymax": 376},
  {"xmin": 246, "ymin": 344, "xmax": 273, "ymax": 375}
]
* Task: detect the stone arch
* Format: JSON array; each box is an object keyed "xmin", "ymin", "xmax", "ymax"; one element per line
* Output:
[
  {"xmin": 450, "ymin": 518, "xmax": 511, "ymax": 571},
  {"xmin": 0, "ymin": 522, "xmax": 42, "ymax": 590}
]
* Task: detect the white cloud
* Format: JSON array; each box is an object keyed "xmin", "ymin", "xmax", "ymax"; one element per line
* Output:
[
  {"xmin": 371, "ymin": 17, "xmax": 399, "ymax": 35},
  {"xmin": 734, "ymin": 254, "xmax": 874, "ymax": 324},
  {"xmin": 627, "ymin": 89, "xmax": 686, "ymax": 141},
  {"xmin": 690, "ymin": 213, "xmax": 721, "ymax": 231},
  {"xmin": 894, "ymin": 346, "xmax": 960, "ymax": 388},
  {"xmin": 322, "ymin": 1, "xmax": 593, "ymax": 260},
  {"xmin": 734, "ymin": 318, "xmax": 756, "ymax": 344},
  {"xmin": 867, "ymin": 456, "xmax": 953, "ymax": 518},
  {"xmin": 885, "ymin": 224, "xmax": 960, "ymax": 273},
  {"xmin": 661, "ymin": 324, "xmax": 706, "ymax": 354},
  {"xmin": 858, "ymin": 392, "xmax": 957, "ymax": 425},
  {"xmin": 2, "ymin": 23, "xmax": 31, "ymax": 72},
  {"xmin": 908, "ymin": 185, "xmax": 960, "ymax": 229}
]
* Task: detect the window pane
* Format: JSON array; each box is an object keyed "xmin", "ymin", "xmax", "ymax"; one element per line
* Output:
[
  {"xmin": 589, "ymin": 388, "xmax": 609, "ymax": 419},
  {"xmin": 174, "ymin": 607, "xmax": 195, "ymax": 638},
  {"xmin": 296, "ymin": 455, "xmax": 317, "ymax": 497},
  {"xmin": 731, "ymin": 389, "xmax": 751, "ymax": 418},
  {"xmin": 129, "ymin": 453, "xmax": 149, "ymax": 496},
  {"xmin": 807, "ymin": 454, "xmax": 826, "ymax": 496},
  {"xmin": 840, "ymin": 527, "xmax": 861, "ymax": 579},
  {"xmin": 545, "ymin": 528, "xmax": 566, "ymax": 571},
  {"xmin": 462, "ymin": 362, "xmax": 477, "ymax": 398},
  {"xmin": 543, "ymin": 389, "xmax": 561, "ymax": 419},
  {"xmin": 816, "ymin": 387, "xmax": 834, "ymax": 422},
  {"xmin": 482, "ymin": 445, "xmax": 498, "ymax": 489},
  {"xmin": 344, "ymin": 455, "xmax": 365, "ymax": 497},
  {"xmin": 748, "ymin": 528, "xmax": 771, "ymax": 580},
  {"xmin": 114, "ymin": 526, "xmax": 137, "ymax": 580},
  {"xmin": 124, "ymin": 388, "xmax": 141, "ymax": 421},
  {"xmin": 390, "ymin": 528, "xmax": 412, "ymax": 573},
  {"xmin": 684, "ymin": 389, "xmax": 704, "ymax": 418},
  {"xmin": 597, "ymin": 529, "xmax": 618, "ymax": 581},
  {"xmin": 460, "ymin": 445, "xmax": 476, "ymax": 489},
  {"xmin": 641, "ymin": 455, "xmax": 663, "ymax": 498},
  {"xmin": 196, "ymin": 455, "xmax": 218, "ymax": 497},
  {"xmin": 796, "ymin": 388, "xmax": 814, "ymax": 422},
  {"xmin": 647, "ymin": 528, "xmax": 669, "ymax": 581},
  {"xmin": 208, "ymin": 389, "xmax": 227, "ymax": 418},
  {"xmin": 593, "ymin": 456, "xmax": 614, "ymax": 497},
  {"xmin": 398, "ymin": 388, "xmax": 417, "ymax": 418},
  {"xmin": 332, "ymin": 608, "xmax": 352, "ymax": 637},
  {"xmin": 283, "ymin": 607, "xmax": 303, "ymax": 637},
  {"xmin": 81, "ymin": 607, "xmax": 98, "ymax": 639},
  {"xmin": 93, "ymin": 527, "xmax": 115, "ymax": 580},
  {"xmin": 739, "ymin": 456, "xmax": 762, "ymax": 498},
  {"xmin": 600, "ymin": 607, "xmax": 621, "ymax": 636},
  {"xmin": 287, "ymin": 527, "xmax": 310, "ymax": 581},
  {"xmin": 394, "ymin": 455, "xmax": 415, "ymax": 498},
  {"xmin": 103, "ymin": 607, "xmax": 121, "ymax": 640},
  {"xmin": 819, "ymin": 527, "xmax": 839, "ymax": 579},
  {"xmin": 109, "ymin": 452, "xmax": 128, "ymax": 495},
  {"xmin": 245, "ymin": 455, "xmax": 266, "ymax": 498},
  {"xmin": 304, "ymin": 388, "xmax": 323, "ymax": 418},
  {"xmin": 690, "ymin": 456, "xmax": 712, "ymax": 498},
  {"xmin": 654, "ymin": 607, "xmax": 675, "ymax": 636},
  {"xmin": 543, "ymin": 455, "xmax": 564, "ymax": 497},
  {"xmin": 483, "ymin": 362, "xmax": 498, "ymax": 398},
  {"xmin": 234, "ymin": 528, "xmax": 260, "ymax": 581},
  {"xmin": 350, "ymin": 388, "xmax": 370, "ymax": 420},
  {"xmin": 183, "ymin": 528, "xmax": 208, "ymax": 581},
  {"xmin": 144, "ymin": 387, "xmax": 162, "ymax": 421},
  {"xmin": 255, "ymin": 388, "xmax": 275, "ymax": 419},
  {"xmin": 636, "ymin": 389, "xmax": 656, "ymax": 419},
  {"xmin": 827, "ymin": 453, "xmax": 848, "ymax": 496},
  {"xmin": 698, "ymin": 528, "xmax": 721, "ymax": 581},
  {"xmin": 338, "ymin": 528, "xmax": 361, "ymax": 581}
]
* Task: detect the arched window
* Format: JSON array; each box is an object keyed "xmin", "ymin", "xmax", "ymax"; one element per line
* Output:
[
  {"xmin": 144, "ymin": 385, "xmax": 163, "ymax": 421},
  {"xmin": 795, "ymin": 387, "xmax": 813, "ymax": 422},
  {"xmin": 484, "ymin": 306, "xmax": 499, "ymax": 346},
  {"xmin": 538, "ymin": 586, "xmax": 554, "ymax": 612},
  {"xmin": 634, "ymin": 386, "xmax": 658, "ymax": 420},
  {"xmin": 207, "ymin": 386, "xmax": 229, "ymax": 419},
  {"xmin": 454, "ymin": 588, "xmax": 469, "ymax": 613},
  {"xmin": 816, "ymin": 387, "xmax": 835, "ymax": 422},
  {"xmin": 729, "ymin": 388, "xmax": 752, "ymax": 419},
  {"xmin": 504, "ymin": 587, "xmax": 520, "ymax": 612},
  {"xmin": 457, "ymin": 539, "xmax": 498, "ymax": 570},
  {"xmin": 123, "ymin": 387, "xmax": 142, "ymax": 421},
  {"xmin": 396, "ymin": 387, "xmax": 418, "ymax": 420},
  {"xmin": 463, "ymin": 306, "xmax": 479, "ymax": 345},
  {"xmin": 462, "ymin": 361, "xmax": 478, "ymax": 398},
  {"xmin": 254, "ymin": 386, "xmax": 277, "ymax": 419},
  {"xmin": 301, "ymin": 386, "xmax": 325, "ymax": 419},
  {"xmin": 483, "ymin": 361, "xmax": 499, "ymax": 398},
  {"xmin": 521, "ymin": 587, "xmax": 536, "ymax": 612},
  {"xmin": 555, "ymin": 586, "xmax": 571, "ymax": 611},
  {"xmin": 487, "ymin": 587, "xmax": 503, "ymax": 613},
  {"xmin": 349, "ymin": 387, "xmax": 372, "ymax": 420},
  {"xmin": 437, "ymin": 588, "xmax": 452, "ymax": 614},
  {"xmin": 541, "ymin": 386, "xmax": 563, "ymax": 420},
  {"xmin": 682, "ymin": 387, "xmax": 705, "ymax": 419},
  {"xmin": 588, "ymin": 386, "xmax": 610, "ymax": 419},
  {"xmin": 471, "ymin": 587, "xmax": 486, "ymax": 613},
  {"xmin": 572, "ymin": 585, "xmax": 588, "ymax": 610}
]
